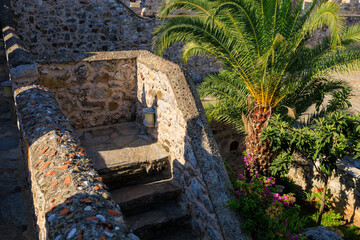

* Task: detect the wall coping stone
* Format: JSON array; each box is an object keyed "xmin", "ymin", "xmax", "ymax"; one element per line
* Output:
[
  {"xmin": 10, "ymin": 63, "xmax": 38, "ymax": 79},
  {"xmin": 14, "ymin": 85, "xmax": 138, "ymax": 240},
  {"xmin": 36, "ymin": 51, "xmax": 140, "ymax": 64}
]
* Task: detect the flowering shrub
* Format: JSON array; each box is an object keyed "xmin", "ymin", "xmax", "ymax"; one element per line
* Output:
[
  {"xmin": 306, "ymin": 185, "xmax": 333, "ymax": 209},
  {"xmin": 227, "ymin": 155, "xmax": 307, "ymax": 240}
]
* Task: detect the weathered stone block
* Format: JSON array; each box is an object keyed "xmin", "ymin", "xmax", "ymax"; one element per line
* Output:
[
  {"xmin": 91, "ymin": 87, "xmax": 113, "ymax": 99},
  {"xmin": 61, "ymin": 99, "xmax": 78, "ymax": 114},
  {"xmin": 73, "ymin": 64, "xmax": 89, "ymax": 83},
  {"xmin": 81, "ymin": 101, "xmax": 105, "ymax": 109},
  {"xmin": 10, "ymin": 63, "xmax": 38, "ymax": 80},
  {"xmin": 109, "ymin": 101, "xmax": 119, "ymax": 111},
  {"xmin": 92, "ymin": 72, "xmax": 111, "ymax": 83}
]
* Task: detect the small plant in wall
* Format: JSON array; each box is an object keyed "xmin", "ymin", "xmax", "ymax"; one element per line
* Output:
[{"xmin": 262, "ymin": 111, "xmax": 360, "ymax": 225}]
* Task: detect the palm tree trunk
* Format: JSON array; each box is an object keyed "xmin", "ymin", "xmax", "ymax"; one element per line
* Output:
[{"xmin": 245, "ymin": 105, "xmax": 273, "ymax": 176}]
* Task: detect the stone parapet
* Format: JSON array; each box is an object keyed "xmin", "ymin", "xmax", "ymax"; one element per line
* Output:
[
  {"xmin": 136, "ymin": 50, "xmax": 248, "ymax": 240},
  {"xmin": 14, "ymin": 85, "xmax": 138, "ymax": 240}
]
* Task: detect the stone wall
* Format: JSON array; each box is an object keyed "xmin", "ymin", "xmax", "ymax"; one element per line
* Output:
[
  {"xmin": 14, "ymin": 85, "xmax": 138, "ymax": 240},
  {"xmin": 9, "ymin": 0, "xmax": 220, "ymax": 83},
  {"xmin": 304, "ymin": 0, "xmax": 360, "ymax": 14},
  {"xmin": 38, "ymin": 58, "xmax": 137, "ymax": 129},
  {"xmin": 210, "ymin": 121, "xmax": 246, "ymax": 173},
  {"xmin": 121, "ymin": 0, "xmax": 192, "ymax": 16},
  {"xmin": 10, "ymin": 0, "xmax": 154, "ymax": 60},
  {"xmin": 0, "ymin": 0, "xmax": 38, "ymax": 89},
  {"xmin": 1, "ymin": 2, "xmax": 138, "ymax": 238},
  {"xmin": 136, "ymin": 51, "xmax": 248, "ymax": 239},
  {"xmin": 127, "ymin": 0, "xmax": 360, "ymax": 17},
  {"xmin": 289, "ymin": 155, "xmax": 360, "ymax": 226},
  {"xmin": 136, "ymin": 60, "xmax": 222, "ymax": 239}
]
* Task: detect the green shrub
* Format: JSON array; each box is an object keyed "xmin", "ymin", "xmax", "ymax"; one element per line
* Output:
[{"xmin": 262, "ymin": 112, "xmax": 360, "ymax": 225}]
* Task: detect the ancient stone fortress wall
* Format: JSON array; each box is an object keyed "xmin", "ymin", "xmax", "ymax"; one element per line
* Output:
[
  {"xmin": 304, "ymin": 0, "xmax": 360, "ymax": 15},
  {"xmin": 38, "ymin": 58, "xmax": 137, "ymax": 129},
  {"xmin": 1, "ymin": 2, "xmax": 140, "ymax": 238},
  {"xmin": 121, "ymin": 0, "xmax": 191, "ymax": 16},
  {"xmin": 36, "ymin": 50, "xmax": 247, "ymax": 239},
  {"xmin": 1, "ymin": 1, "xmax": 247, "ymax": 238},
  {"xmin": 10, "ymin": 0, "xmax": 220, "ymax": 83},
  {"xmin": 10, "ymin": 0, "xmax": 155, "ymax": 60}
]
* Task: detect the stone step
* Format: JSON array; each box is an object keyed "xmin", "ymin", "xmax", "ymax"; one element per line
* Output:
[
  {"xmin": 0, "ymin": 64, "xmax": 8, "ymax": 73},
  {"xmin": 151, "ymin": 227, "xmax": 200, "ymax": 240},
  {"xmin": 126, "ymin": 201, "xmax": 191, "ymax": 239},
  {"xmin": 77, "ymin": 122, "xmax": 171, "ymax": 189},
  {"xmin": 0, "ymin": 72, "xmax": 9, "ymax": 82},
  {"xmin": 95, "ymin": 141, "xmax": 171, "ymax": 189},
  {"xmin": 111, "ymin": 180, "xmax": 181, "ymax": 216}
]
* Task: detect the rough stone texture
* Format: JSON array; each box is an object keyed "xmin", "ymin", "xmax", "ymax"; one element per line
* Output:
[
  {"xmin": 38, "ymin": 58, "xmax": 137, "ymax": 129},
  {"xmin": 304, "ymin": 0, "xmax": 360, "ymax": 15},
  {"xmin": 210, "ymin": 121, "xmax": 246, "ymax": 173},
  {"xmin": 0, "ymin": 0, "xmax": 35, "ymax": 68},
  {"xmin": 14, "ymin": 85, "xmax": 138, "ymax": 240},
  {"xmin": 121, "ymin": 0, "xmax": 192, "ymax": 16},
  {"xmin": 9, "ymin": 0, "xmax": 221, "ymax": 83},
  {"xmin": 10, "ymin": 64, "xmax": 38, "ymax": 80},
  {"xmin": 289, "ymin": 154, "xmax": 360, "ymax": 227},
  {"xmin": 302, "ymin": 226, "xmax": 343, "ymax": 240},
  {"xmin": 136, "ymin": 51, "xmax": 248, "ymax": 239},
  {"xmin": 127, "ymin": 0, "xmax": 360, "ymax": 17},
  {"xmin": 0, "ymin": 46, "xmax": 36, "ymax": 240}
]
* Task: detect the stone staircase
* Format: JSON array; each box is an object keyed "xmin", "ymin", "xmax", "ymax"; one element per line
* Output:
[{"xmin": 77, "ymin": 122, "xmax": 199, "ymax": 239}]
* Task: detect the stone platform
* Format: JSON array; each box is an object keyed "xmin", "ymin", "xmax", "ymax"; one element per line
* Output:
[{"xmin": 76, "ymin": 122, "xmax": 171, "ymax": 188}]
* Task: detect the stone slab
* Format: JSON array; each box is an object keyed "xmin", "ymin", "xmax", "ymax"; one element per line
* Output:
[
  {"xmin": 77, "ymin": 122, "xmax": 168, "ymax": 171},
  {"xmin": 0, "ymin": 161, "xmax": 19, "ymax": 170},
  {"xmin": 0, "ymin": 192, "xmax": 28, "ymax": 226},
  {"xmin": 112, "ymin": 180, "xmax": 179, "ymax": 205},
  {"xmin": 0, "ymin": 137, "xmax": 19, "ymax": 151},
  {"xmin": 0, "ymin": 172, "xmax": 20, "ymax": 193},
  {"xmin": 111, "ymin": 180, "xmax": 180, "ymax": 215},
  {"xmin": 127, "ymin": 201, "xmax": 189, "ymax": 234},
  {"xmin": 9, "ymin": 63, "xmax": 37, "ymax": 80},
  {"xmin": 88, "ymin": 141, "xmax": 168, "ymax": 170}
]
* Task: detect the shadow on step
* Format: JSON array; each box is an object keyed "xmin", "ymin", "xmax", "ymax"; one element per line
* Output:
[{"xmin": 76, "ymin": 122, "xmax": 171, "ymax": 190}]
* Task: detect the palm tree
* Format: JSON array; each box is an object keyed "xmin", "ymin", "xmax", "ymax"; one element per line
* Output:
[{"xmin": 153, "ymin": 0, "xmax": 360, "ymax": 175}]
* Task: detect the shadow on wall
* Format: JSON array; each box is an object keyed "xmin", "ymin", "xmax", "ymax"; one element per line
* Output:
[{"xmin": 290, "ymin": 154, "xmax": 360, "ymax": 226}]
